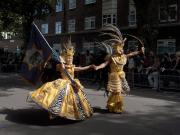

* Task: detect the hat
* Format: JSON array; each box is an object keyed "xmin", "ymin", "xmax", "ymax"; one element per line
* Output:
[{"xmin": 61, "ymin": 38, "xmax": 75, "ymax": 57}]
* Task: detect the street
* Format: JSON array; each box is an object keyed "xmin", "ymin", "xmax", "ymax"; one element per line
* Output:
[{"xmin": 0, "ymin": 73, "xmax": 180, "ymax": 135}]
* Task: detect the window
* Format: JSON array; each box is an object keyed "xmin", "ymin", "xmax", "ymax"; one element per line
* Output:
[
  {"xmin": 159, "ymin": 4, "xmax": 177, "ymax": 22},
  {"xmin": 168, "ymin": 4, "xmax": 177, "ymax": 21},
  {"xmin": 1, "ymin": 32, "xmax": 14, "ymax": 39},
  {"xmin": 55, "ymin": 22, "xmax": 62, "ymax": 34},
  {"xmin": 69, "ymin": 0, "xmax": 76, "ymax": 9},
  {"xmin": 102, "ymin": 14, "xmax": 116, "ymax": 26},
  {"xmin": 159, "ymin": 6, "xmax": 168, "ymax": 22},
  {"xmin": 128, "ymin": 10, "xmax": 136, "ymax": 26},
  {"xmin": 85, "ymin": 16, "xmax": 95, "ymax": 30},
  {"xmin": 157, "ymin": 39, "xmax": 176, "ymax": 54},
  {"xmin": 56, "ymin": 0, "xmax": 62, "ymax": 12},
  {"xmin": 68, "ymin": 19, "xmax": 76, "ymax": 33},
  {"xmin": 41, "ymin": 24, "xmax": 48, "ymax": 34},
  {"xmin": 128, "ymin": 0, "xmax": 136, "ymax": 27},
  {"xmin": 85, "ymin": 0, "xmax": 96, "ymax": 5}
]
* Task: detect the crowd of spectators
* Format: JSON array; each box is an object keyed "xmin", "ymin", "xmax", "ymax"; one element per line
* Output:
[
  {"xmin": 73, "ymin": 50, "xmax": 180, "ymax": 91},
  {"xmin": 125, "ymin": 51, "xmax": 180, "ymax": 91},
  {"xmin": 1, "ymin": 47, "xmax": 179, "ymax": 90},
  {"xmin": 0, "ymin": 48, "xmax": 23, "ymax": 72}
]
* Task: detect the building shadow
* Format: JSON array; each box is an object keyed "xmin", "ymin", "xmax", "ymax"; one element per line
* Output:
[
  {"xmin": 0, "ymin": 108, "xmax": 81, "ymax": 126},
  {"xmin": 130, "ymin": 88, "xmax": 180, "ymax": 102}
]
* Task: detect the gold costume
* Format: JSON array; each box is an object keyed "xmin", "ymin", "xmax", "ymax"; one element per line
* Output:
[
  {"xmin": 106, "ymin": 54, "xmax": 130, "ymax": 113},
  {"xmin": 29, "ymin": 42, "xmax": 93, "ymax": 120},
  {"xmin": 98, "ymin": 24, "xmax": 143, "ymax": 113},
  {"xmin": 29, "ymin": 64, "xmax": 93, "ymax": 120}
]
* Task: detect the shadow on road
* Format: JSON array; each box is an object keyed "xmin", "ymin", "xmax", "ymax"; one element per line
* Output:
[
  {"xmin": 130, "ymin": 88, "xmax": 180, "ymax": 102},
  {"xmin": 0, "ymin": 93, "xmax": 13, "ymax": 97},
  {"xmin": 93, "ymin": 107, "xmax": 109, "ymax": 114},
  {"xmin": 0, "ymin": 108, "xmax": 81, "ymax": 126}
]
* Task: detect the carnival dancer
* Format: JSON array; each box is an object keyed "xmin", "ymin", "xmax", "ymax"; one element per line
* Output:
[
  {"xmin": 28, "ymin": 40, "xmax": 93, "ymax": 120},
  {"xmin": 94, "ymin": 24, "xmax": 145, "ymax": 113}
]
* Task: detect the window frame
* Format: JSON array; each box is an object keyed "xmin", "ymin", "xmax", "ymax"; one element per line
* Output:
[
  {"xmin": 85, "ymin": 0, "xmax": 96, "ymax": 5},
  {"xmin": 102, "ymin": 14, "xmax": 117, "ymax": 26},
  {"xmin": 55, "ymin": 21, "xmax": 62, "ymax": 34},
  {"xmin": 159, "ymin": 3, "xmax": 178, "ymax": 23},
  {"xmin": 157, "ymin": 39, "xmax": 176, "ymax": 55},
  {"xmin": 56, "ymin": 0, "xmax": 63, "ymax": 12},
  {"xmin": 68, "ymin": 19, "xmax": 76, "ymax": 33},
  {"xmin": 84, "ymin": 16, "xmax": 96, "ymax": 30},
  {"xmin": 41, "ymin": 23, "xmax": 48, "ymax": 34},
  {"xmin": 69, "ymin": 0, "xmax": 76, "ymax": 10},
  {"xmin": 168, "ymin": 4, "xmax": 177, "ymax": 22},
  {"xmin": 128, "ymin": 3, "xmax": 137, "ymax": 27}
]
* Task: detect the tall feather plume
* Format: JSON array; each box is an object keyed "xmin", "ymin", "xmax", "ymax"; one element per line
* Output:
[
  {"xmin": 95, "ymin": 42, "xmax": 113, "ymax": 55},
  {"xmin": 97, "ymin": 24, "xmax": 124, "ymax": 55},
  {"xmin": 101, "ymin": 24, "xmax": 123, "ymax": 40},
  {"xmin": 99, "ymin": 32, "xmax": 121, "ymax": 40}
]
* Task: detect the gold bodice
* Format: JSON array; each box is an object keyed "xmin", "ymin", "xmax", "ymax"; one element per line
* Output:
[
  {"xmin": 62, "ymin": 64, "xmax": 74, "ymax": 80},
  {"xmin": 109, "ymin": 54, "xmax": 127, "ymax": 73},
  {"xmin": 56, "ymin": 64, "xmax": 74, "ymax": 80}
]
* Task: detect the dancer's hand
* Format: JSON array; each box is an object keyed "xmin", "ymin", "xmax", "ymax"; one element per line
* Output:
[
  {"xmin": 91, "ymin": 65, "xmax": 98, "ymax": 70},
  {"xmin": 94, "ymin": 66, "xmax": 99, "ymax": 70},
  {"xmin": 141, "ymin": 47, "xmax": 145, "ymax": 54},
  {"xmin": 90, "ymin": 64, "xmax": 96, "ymax": 69}
]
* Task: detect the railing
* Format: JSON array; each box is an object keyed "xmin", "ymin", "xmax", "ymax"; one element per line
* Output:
[
  {"xmin": 1, "ymin": 64, "xmax": 179, "ymax": 91},
  {"xmin": 126, "ymin": 69, "xmax": 180, "ymax": 91},
  {"xmin": 76, "ymin": 68, "xmax": 180, "ymax": 91}
]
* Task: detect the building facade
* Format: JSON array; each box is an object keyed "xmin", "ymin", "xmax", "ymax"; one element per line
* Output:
[{"xmin": 35, "ymin": 0, "xmax": 180, "ymax": 55}]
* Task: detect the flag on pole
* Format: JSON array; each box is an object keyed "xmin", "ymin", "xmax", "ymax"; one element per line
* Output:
[{"xmin": 20, "ymin": 23, "xmax": 52, "ymax": 85}]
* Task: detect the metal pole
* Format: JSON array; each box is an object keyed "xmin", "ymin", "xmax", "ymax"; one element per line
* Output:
[{"xmin": 32, "ymin": 22, "xmax": 76, "ymax": 84}]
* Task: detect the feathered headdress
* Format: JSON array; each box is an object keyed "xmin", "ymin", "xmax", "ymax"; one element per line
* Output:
[
  {"xmin": 97, "ymin": 24, "xmax": 144, "ymax": 55},
  {"xmin": 97, "ymin": 24, "xmax": 126, "ymax": 55},
  {"xmin": 61, "ymin": 37, "xmax": 75, "ymax": 57}
]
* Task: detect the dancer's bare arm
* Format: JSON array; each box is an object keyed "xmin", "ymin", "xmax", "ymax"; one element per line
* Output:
[
  {"xmin": 74, "ymin": 65, "xmax": 95, "ymax": 71},
  {"xmin": 94, "ymin": 61, "xmax": 109, "ymax": 70},
  {"xmin": 126, "ymin": 47, "xmax": 145, "ymax": 58}
]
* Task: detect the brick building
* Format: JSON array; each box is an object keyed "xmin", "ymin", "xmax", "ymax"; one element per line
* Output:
[{"xmin": 35, "ymin": 0, "xmax": 180, "ymax": 55}]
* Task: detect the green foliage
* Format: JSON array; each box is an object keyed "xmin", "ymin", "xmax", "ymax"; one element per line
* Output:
[
  {"xmin": 134, "ymin": 0, "xmax": 160, "ymax": 49},
  {"xmin": 0, "ymin": 0, "xmax": 54, "ymax": 41}
]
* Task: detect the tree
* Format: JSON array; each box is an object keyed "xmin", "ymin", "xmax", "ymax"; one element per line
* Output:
[
  {"xmin": 0, "ymin": 0, "xmax": 54, "ymax": 45},
  {"xmin": 134, "ymin": 0, "xmax": 160, "ymax": 51}
]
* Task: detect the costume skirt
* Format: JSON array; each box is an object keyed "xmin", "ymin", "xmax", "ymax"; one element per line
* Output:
[
  {"xmin": 107, "ymin": 92, "xmax": 123, "ymax": 113},
  {"xmin": 29, "ymin": 78, "xmax": 93, "ymax": 120}
]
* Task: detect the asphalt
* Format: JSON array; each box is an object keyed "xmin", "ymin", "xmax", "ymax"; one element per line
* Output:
[{"xmin": 0, "ymin": 73, "xmax": 180, "ymax": 135}]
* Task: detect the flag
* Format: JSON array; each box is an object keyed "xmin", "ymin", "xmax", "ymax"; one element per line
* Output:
[{"xmin": 20, "ymin": 23, "xmax": 52, "ymax": 85}]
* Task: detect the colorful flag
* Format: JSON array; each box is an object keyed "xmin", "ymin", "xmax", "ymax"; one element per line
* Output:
[{"xmin": 20, "ymin": 23, "xmax": 52, "ymax": 85}]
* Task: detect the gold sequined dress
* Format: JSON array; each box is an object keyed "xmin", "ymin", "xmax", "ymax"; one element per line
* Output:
[
  {"xmin": 107, "ymin": 54, "xmax": 130, "ymax": 113},
  {"xmin": 29, "ymin": 64, "xmax": 93, "ymax": 120}
]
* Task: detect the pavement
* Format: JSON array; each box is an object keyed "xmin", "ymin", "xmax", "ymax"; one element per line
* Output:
[{"xmin": 0, "ymin": 73, "xmax": 180, "ymax": 135}]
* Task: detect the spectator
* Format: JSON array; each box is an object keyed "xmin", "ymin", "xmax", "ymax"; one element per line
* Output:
[
  {"xmin": 160, "ymin": 53, "xmax": 172, "ymax": 87},
  {"xmin": 161, "ymin": 53, "xmax": 172, "ymax": 69},
  {"xmin": 85, "ymin": 50, "xmax": 93, "ymax": 66},
  {"xmin": 173, "ymin": 52, "xmax": 180, "ymax": 71},
  {"xmin": 147, "ymin": 56, "xmax": 160, "ymax": 91}
]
